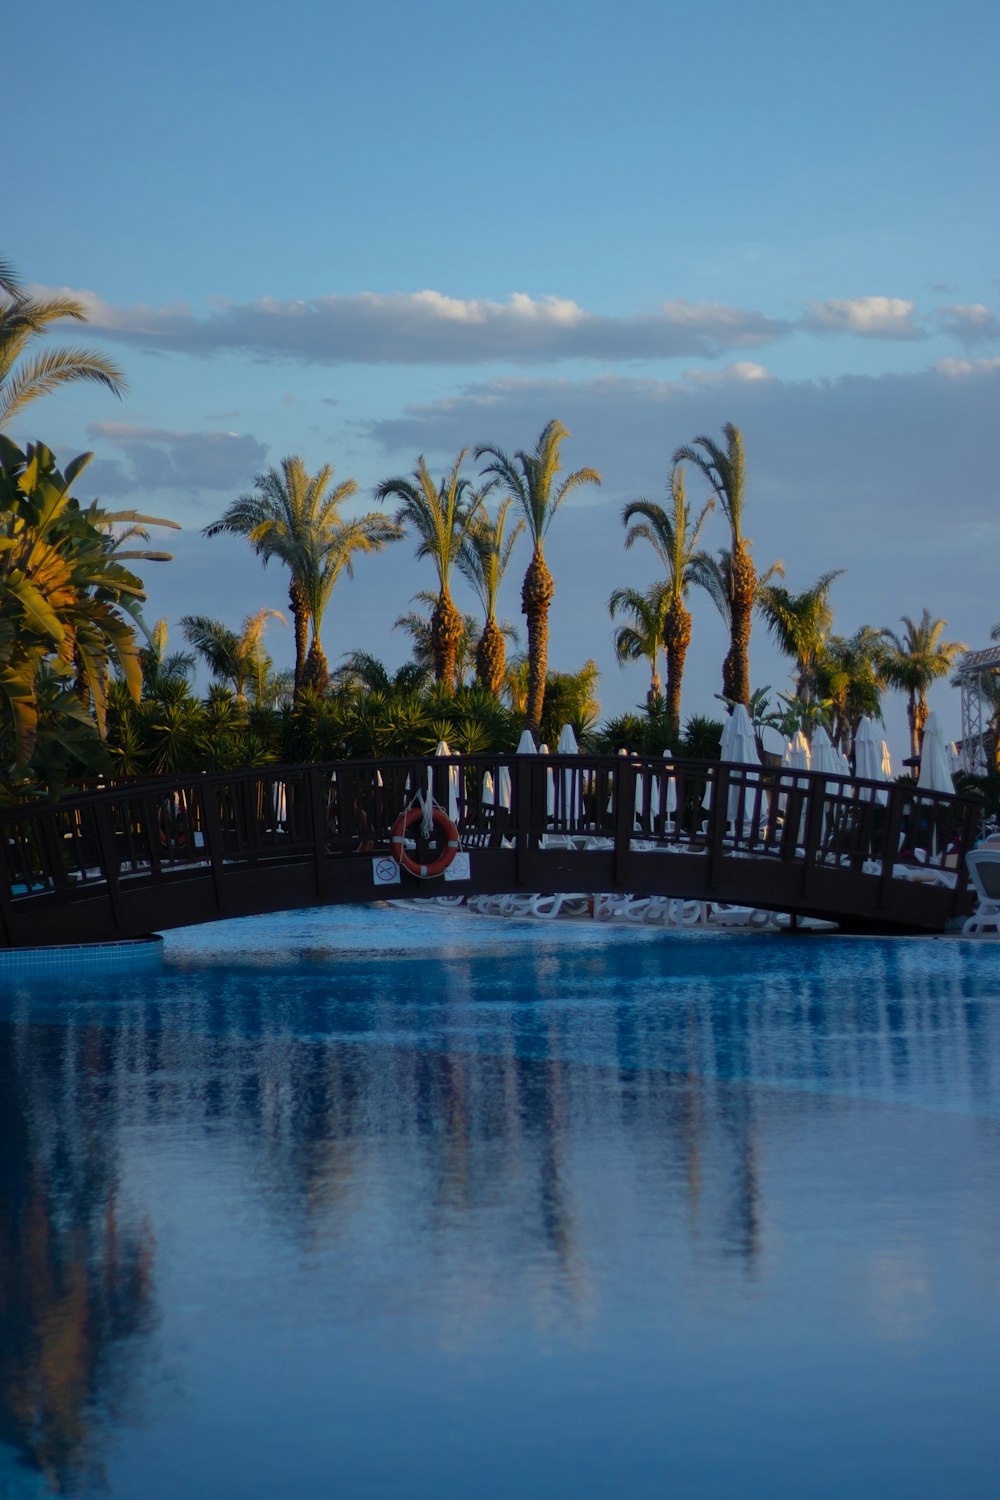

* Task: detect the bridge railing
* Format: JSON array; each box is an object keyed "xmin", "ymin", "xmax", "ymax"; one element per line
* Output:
[{"xmin": 0, "ymin": 754, "xmax": 980, "ymax": 937}]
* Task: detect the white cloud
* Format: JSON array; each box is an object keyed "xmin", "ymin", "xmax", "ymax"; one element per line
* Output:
[
  {"xmin": 35, "ymin": 284, "xmax": 791, "ymax": 365},
  {"xmin": 682, "ymin": 361, "xmax": 774, "ymax": 386},
  {"xmin": 806, "ymin": 296, "xmax": 920, "ymax": 338},
  {"xmin": 935, "ymin": 355, "xmax": 1000, "ymax": 376},
  {"xmin": 937, "ymin": 303, "xmax": 1000, "ymax": 346}
]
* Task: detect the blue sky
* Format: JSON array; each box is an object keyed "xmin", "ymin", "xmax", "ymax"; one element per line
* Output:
[{"xmin": 7, "ymin": 0, "xmax": 999, "ymax": 752}]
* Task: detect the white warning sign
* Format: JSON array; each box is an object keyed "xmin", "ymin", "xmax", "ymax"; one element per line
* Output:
[
  {"xmin": 444, "ymin": 852, "xmax": 471, "ymax": 882},
  {"xmin": 372, "ymin": 856, "xmax": 401, "ymax": 886}
]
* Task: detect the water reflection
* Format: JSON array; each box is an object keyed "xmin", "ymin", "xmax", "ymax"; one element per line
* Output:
[
  {"xmin": 0, "ymin": 1026, "xmax": 156, "ymax": 1494},
  {"xmin": 1, "ymin": 923, "xmax": 999, "ymax": 1497}
]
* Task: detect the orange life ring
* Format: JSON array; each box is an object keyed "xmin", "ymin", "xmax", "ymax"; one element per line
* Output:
[{"xmin": 389, "ymin": 805, "xmax": 460, "ymax": 878}]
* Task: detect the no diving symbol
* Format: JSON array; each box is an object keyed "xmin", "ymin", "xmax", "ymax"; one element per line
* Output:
[{"xmin": 373, "ymin": 856, "xmax": 401, "ymax": 886}]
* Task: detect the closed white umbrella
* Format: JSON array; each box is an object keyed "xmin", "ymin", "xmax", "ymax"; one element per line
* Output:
[
  {"xmin": 721, "ymin": 703, "xmax": 760, "ymax": 764},
  {"xmin": 661, "ymin": 748, "xmax": 677, "ymax": 819},
  {"xmin": 482, "ymin": 771, "xmax": 495, "ymax": 806},
  {"xmin": 879, "ymin": 739, "xmax": 893, "ymax": 780},
  {"xmin": 632, "ymin": 752, "xmax": 651, "ymax": 829},
  {"xmin": 778, "ymin": 731, "xmax": 810, "ymax": 839},
  {"xmin": 538, "ymin": 743, "xmax": 555, "ymax": 817},
  {"xmin": 917, "ymin": 712, "xmax": 954, "ymax": 794},
  {"xmin": 432, "ymin": 740, "xmax": 460, "ymax": 823},
  {"xmin": 917, "ymin": 712, "xmax": 954, "ymax": 861},
  {"xmin": 719, "ymin": 704, "xmax": 763, "ymax": 829},
  {"xmin": 508, "ymin": 730, "xmax": 536, "ymax": 817},
  {"xmin": 556, "ymin": 723, "xmax": 583, "ymax": 821},
  {"xmin": 947, "ymin": 740, "xmax": 962, "ymax": 776},
  {"xmin": 853, "ymin": 716, "xmax": 887, "ymax": 805},
  {"xmin": 789, "ymin": 730, "xmax": 811, "ymax": 770},
  {"xmin": 852, "ymin": 717, "xmax": 880, "ymax": 779},
  {"xmin": 809, "ymin": 724, "xmax": 842, "ymax": 793}
]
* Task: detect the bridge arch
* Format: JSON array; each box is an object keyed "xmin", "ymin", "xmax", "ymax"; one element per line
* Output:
[{"xmin": 0, "ymin": 753, "xmax": 978, "ymax": 947}]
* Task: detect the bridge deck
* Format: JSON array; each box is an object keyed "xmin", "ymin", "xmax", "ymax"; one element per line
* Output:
[{"xmin": 0, "ymin": 754, "xmax": 978, "ymax": 947}]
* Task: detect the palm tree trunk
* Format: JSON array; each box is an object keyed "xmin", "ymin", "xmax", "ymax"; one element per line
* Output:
[
  {"xmin": 646, "ymin": 662, "xmax": 663, "ymax": 713},
  {"xmin": 521, "ymin": 549, "xmax": 554, "ymax": 735},
  {"xmin": 301, "ymin": 638, "xmax": 329, "ymax": 696},
  {"xmin": 289, "ymin": 580, "xmax": 309, "ymax": 694},
  {"xmin": 912, "ymin": 691, "xmax": 929, "ymax": 760},
  {"xmin": 431, "ymin": 591, "xmax": 463, "ymax": 693},
  {"xmin": 663, "ymin": 596, "xmax": 692, "ymax": 740},
  {"xmin": 729, "ymin": 541, "xmax": 756, "ymax": 706},
  {"xmin": 475, "ymin": 616, "xmax": 506, "ymax": 696}
]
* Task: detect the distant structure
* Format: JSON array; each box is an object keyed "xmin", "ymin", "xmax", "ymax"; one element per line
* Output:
[{"xmin": 958, "ymin": 645, "xmax": 1000, "ymax": 773}]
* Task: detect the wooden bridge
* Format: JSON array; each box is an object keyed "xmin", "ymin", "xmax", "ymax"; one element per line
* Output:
[{"xmin": 0, "ymin": 753, "xmax": 980, "ymax": 948}]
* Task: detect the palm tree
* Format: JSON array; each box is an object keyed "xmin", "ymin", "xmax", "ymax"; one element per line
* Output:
[
  {"xmin": 881, "ymin": 609, "xmax": 966, "ymax": 758},
  {"xmin": 334, "ymin": 650, "xmax": 431, "ymax": 697},
  {"xmin": 298, "ymin": 510, "xmax": 403, "ymax": 695},
  {"xmin": 458, "ymin": 497, "xmax": 524, "ymax": 694},
  {"xmin": 621, "ymin": 464, "xmax": 713, "ymax": 735},
  {"xmin": 688, "ymin": 547, "xmax": 784, "ymax": 686},
  {"xmin": 180, "ymin": 609, "xmax": 285, "ymax": 705},
  {"xmin": 476, "ymin": 420, "xmax": 601, "ymax": 734},
  {"xmin": 757, "ymin": 570, "xmax": 844, "ymax": 707},
  {"xmin": 0, "ymin": 437, "xmax": 176, "ymax": 766},
  {"xmin": 375, "ymin": 453, "xmax": 480, "ymax": 694},
  {"xmin": 204, "ymin": 457, "xmax": 364, "ymax": 696},
  {"xmin": 392, "ymin": 590, "xmax": 488, "ymax": 690},
  {"xmin": 139, "ymin": 618, "xmax": 195, "ymax": 697},
  {"xmin": 0, "ymin": 259, "xmax": 126, "ymax": 429},
  {"xmin": 673, "ymin": 423, "xmax": 754, "ymax": 705},
  {"xmin": 816, "ymin": 625, "xmax": 887, "ymax": 750},
  {"xmin": 608, "ymin": 582, "xmax": 670, "ymax": 710}
]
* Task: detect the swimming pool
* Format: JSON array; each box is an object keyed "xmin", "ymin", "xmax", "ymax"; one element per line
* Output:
[{"xmin": 2, "ymin": 906, "xmax": 998, "ymax": 1498}]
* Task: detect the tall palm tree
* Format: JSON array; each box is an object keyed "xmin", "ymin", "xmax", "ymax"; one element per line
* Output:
[
  {"xmin": 608, "ymin": 582, "xmax": 670, "ymax": 710},
  {"xmin": 688, "ymin": 548, "xmax": 784, "ymax": 693},
  {"xmin": 375, "ymin": 452, "xmax": 480, "ymax": 694},
  {"xmin": 180, "ymin": 609, "xmax": 285, "ymax": 705},
  {"xmin": 0, "ymin": 259, "xmax": 126, "ymax": 429},
  {"xmin": 757, "ymin": 570, "xmax": 844, "ymax": 706},
  {"xmin": 298, "ymin": 511, "xmax": 403, "ymax": 694},
  {"xmin": 621, "ymin": 464, "xmax": 713, "ymax": 735},
  {"xmin": 204, "ymin": 457, "xmax": 362, "ymax": 696},
  {"xmin": 881, "ymin": 609, "xmax": 966, "ymax": 758},
  {"xmin": 673, "ymin": 423, "xmax": 754, "ymax": 705},
  {"xmin": 457, "ymin": 496, "xmax": 524, "ymax": 694},
  {"xmin": 476, "ymin": 420, "xmax": 601, "ymax": 734}
]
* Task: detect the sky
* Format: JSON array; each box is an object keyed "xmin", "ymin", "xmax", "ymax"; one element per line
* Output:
[{"xmin": 6, "ymin": 0, "xmax": 999, "ymax": 758}]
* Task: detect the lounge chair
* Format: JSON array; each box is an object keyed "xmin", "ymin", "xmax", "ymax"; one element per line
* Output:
[{"xmin": 963, "ymin": 848, "xmax": 1000, "ymax": 936}]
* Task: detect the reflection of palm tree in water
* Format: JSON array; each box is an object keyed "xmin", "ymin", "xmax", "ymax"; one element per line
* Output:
[{"xmin": 0, "ymin": 1029, "xmax": 157, "ymax": 1493}]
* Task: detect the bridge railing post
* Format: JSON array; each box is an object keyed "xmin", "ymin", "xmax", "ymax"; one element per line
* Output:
[
  {"xmin": 92, "ymin": 800, "xmax": 123, "ymax": 931},
  {"xmin": 799, "ymin": 773, "xmax": 828, "ymax": 895},
  {"xmin": 308, "ymin": 766, "xmax": 331, "ymax": 894},
  {"xmin": 613, "ymin": 754, "xmax": 634, "ymax": 886},
  {"xmin": 705, "ymin": 764, "xmax": 729, "ymax": 888},
  {"xmin": 875, "ymin": 782, "xmax": 907, "ymax": 911}
]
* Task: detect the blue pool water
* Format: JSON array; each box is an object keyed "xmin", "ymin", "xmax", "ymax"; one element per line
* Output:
[{"xmin": 1, "ymin": 905, "xmax": 999, "ymax": 1499}]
